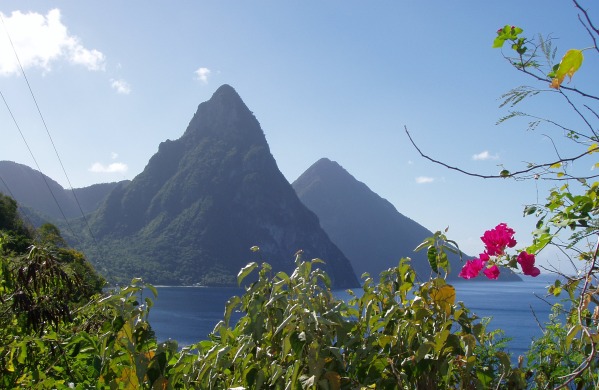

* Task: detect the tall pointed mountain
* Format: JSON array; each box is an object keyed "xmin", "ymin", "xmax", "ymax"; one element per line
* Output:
[
  {"xmin": 88, "ymin": 85, "xmax": 359, "ymax": 287},
  {"xmin": 292, "ymin": 158, "xmax": 521, "ymax": 281}
]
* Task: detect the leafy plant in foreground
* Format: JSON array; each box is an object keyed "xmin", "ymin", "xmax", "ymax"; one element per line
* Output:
[{"xmin": 168, "ymin": 250, "xmax": 523, "ymax": 389}]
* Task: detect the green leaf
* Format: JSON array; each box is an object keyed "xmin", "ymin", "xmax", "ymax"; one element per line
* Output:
[
  {"xmin": 524, "ymin": 205, "xmax": 537, "ymax": 216},
  {"xmin": 146, "ymin": 284, "xmax": 158, "ymax": 298},
  {"xmin": 224, "ymin": 295, "xmax": 241, "ymax": 325},
  {"xmin": 427, "ymin": 246, "xmax": 438, "ymax": 273},
  {"xmin": 237, "ymin": 262, "xmax": 258, "ymax": 285},
  {"xmin": 414, "ymin": 237, "xmax": 433, "ymax": 252},
  {"xmin": 566, "ymin": 324, "xmax": 581, "ymax": 349},
  {"xmin": 493, "ymin": 25, "xmax": 524, "ymax": 48},
  {"xmin": 415, "ymin": 342, "xmax": 433, "ymax": 362}
]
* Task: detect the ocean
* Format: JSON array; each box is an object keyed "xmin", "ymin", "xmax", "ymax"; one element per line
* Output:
[{"xmin": 148, "ymin": 274, "xmax": 562, "ymax": 358}]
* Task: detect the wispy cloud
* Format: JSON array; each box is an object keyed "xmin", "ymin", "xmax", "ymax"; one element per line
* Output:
[
  {"xmin": 110, "ymin": 79, "xmax": 131, "ymax": 94},
  {"xmin": 415, "ymin": 176, "xmax": 435, "ymax": 184},
  {"xmin": 472, "ymin": 150, "xmax": 499, "ymax": 161},
  {"xmin": 194, "ymin": 67, "xmax": 211, "ymax": 83},
  {"xmin": 89, "ymin": 162, "xmax": 128, "ymax": 173},
  {"xmin": 0, "ymin": 9, "xmax": 106, "ymax": 76}
]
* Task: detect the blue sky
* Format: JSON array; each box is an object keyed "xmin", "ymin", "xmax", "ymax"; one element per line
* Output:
[{"xmin": 1, "ymin": 1, "xmax": 597, "ymax": 273}]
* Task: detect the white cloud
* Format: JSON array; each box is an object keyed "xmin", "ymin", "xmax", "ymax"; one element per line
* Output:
[
  {"xmin": 472, "ymin": 150, "xmax": 499, "ymax": 161},
  {"xmin": 89, "ymin": 162, "xmax": 128, "ymax": 173},
  {"xmin": 110, "ymin": 152, "xmax": 118, "ymax": 160},
  {"xmin": 0, "ymin": 9, "xmax": 105, "ymax": 76},
  {"xmin": 194, "ymin": 67, "xmax": 211, "ymax": 83},
  {"xmin": 110, "ymin": 79, "xmax": 131, "ymax": 94},
  {"xmin": 415, "ymin": 176, "xmax": 435, "ymax": 184}
]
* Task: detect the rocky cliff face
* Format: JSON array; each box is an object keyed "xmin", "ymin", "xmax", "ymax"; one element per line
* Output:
[
  {"xmin": 90, "ymin": 85, "xmax": 359, "ymax": 287},
  {"xmin": 293, "ymin": 158, "xmax": 521, "ymax": 281}
]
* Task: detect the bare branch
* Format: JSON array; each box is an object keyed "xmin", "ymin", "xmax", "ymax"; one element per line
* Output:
[
  {"xmin": 559, "ymin": 89, "xmax": 599, "ymax": 139},
  {"xmin": 573, "ymin": 0, "xmax": 599, "ymax": 55},
  {"xmin": 404, "ymin": 126, "xmax": 598, "ymax": 181}
]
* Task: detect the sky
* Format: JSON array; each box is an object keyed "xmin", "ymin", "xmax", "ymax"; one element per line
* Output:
[{"xmin": 1, "ymin": 1, "xmax": 598, "ymax": 274}]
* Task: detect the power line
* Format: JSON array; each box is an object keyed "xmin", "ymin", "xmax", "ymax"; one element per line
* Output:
[
  {"xmin": 0, "ymin": 14, "xmax": 113, "ymax": 280},
  {"xmin": 0, "ymin": 90, "xmax": 78, "ymax": 239}
]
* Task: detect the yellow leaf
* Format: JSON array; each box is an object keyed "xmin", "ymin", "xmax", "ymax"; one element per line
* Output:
[
  {"xmin": 588, "ymin": 143, "xmax": 599, "ymax": 154},
  {"xmin": 550, "ymin": 49, "xmax": 583, "ymax": 89},
  {"xmin": 430, "ymin": 284, "xmax": 456, "ymax": 315},
  {"xmin": 550, "ymin": 162, "xmax": 562, "ymax": 169}
]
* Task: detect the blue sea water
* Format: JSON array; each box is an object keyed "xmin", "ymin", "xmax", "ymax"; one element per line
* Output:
[{"xmin": 148, "ymin": 274, "xmax": 562, "ymax": 358}]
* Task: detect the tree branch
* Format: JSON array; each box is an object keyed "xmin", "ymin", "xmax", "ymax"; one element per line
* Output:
[
  {"xmin": 573, "ymin": 0, "xmax": 599, "ymax": 55},
  {"xmin": 404, "ymin": 126, "xmax": 598, "ymax": 181}
]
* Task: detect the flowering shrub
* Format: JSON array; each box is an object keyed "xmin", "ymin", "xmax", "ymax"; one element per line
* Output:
[
  {"xmin": 481, "ymin": 223, "xmax": 516, "ymax": 256},
  {"xmin": 517, "ymin": 251, "xmax": 540, "ymax": 277},
  {"xmin": 459, "ymin": 223, "xmax": 539, "ymax": 280}
]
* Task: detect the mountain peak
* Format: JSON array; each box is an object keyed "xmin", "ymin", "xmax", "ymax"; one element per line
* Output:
[
  {"xmin": 183, "ymin": 84, "xmax": 262, "ymax": 144},
  {"xmin": 89, "ymin": 86, "xmax": 359, "ymax": 288},
  {"xmin": 293, "ymin": 158, "xmax": 521, "ymax": 281},
  {"xmin": 294, "ymin": 158, "xmax": 362, "ymax": 199},
  {"xmin": 212, "ymin": 84, "xmax": 240, "ymax": 99}
]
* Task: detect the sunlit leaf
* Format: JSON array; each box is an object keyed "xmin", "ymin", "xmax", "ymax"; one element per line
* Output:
[
  {"xmin": 493, "ymin": 25, "xmax": 523, "ymax": 48},
  {"xmin": 237, "ymin": 262, "xmax": 258, "ymax": 285},
  {"xmin": 550, "ymin": 49, "xmax": 583, "ymax": 89}
]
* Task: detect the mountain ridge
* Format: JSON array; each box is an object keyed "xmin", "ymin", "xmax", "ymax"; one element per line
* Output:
[{"xmin": 0, "ymin": 160, "xmax": 125, "ymax": 221}]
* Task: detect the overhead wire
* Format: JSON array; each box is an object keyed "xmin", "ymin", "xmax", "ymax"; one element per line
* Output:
[
  {"xmin": 0, "ymin": 13, "xmax": 113, "ymax": 280},
  {"xmin": 0, "ymin": 90, "xmax": 78, "ymax": 239}
]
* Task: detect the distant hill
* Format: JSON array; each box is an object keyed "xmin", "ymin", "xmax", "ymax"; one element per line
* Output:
[
  {"xmin": 0, "ymin": 161, "xmax": 124, "ymax": 222},
  {"xmin": 86, "ymin": 85, "xmax": 359, "ymax": 288},
  {"xmin": 293, "ymin": 158, "xmax": 521, "ymax": 281}
]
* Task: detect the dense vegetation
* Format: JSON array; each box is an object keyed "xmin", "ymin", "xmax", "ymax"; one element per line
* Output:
[
  {"xmin": 0, "ymin": 199, "xmax": 595, "ymax": 388},
  {"xmin": 0, "ymin": 203, "xmax": 524, "ymax": 388}
]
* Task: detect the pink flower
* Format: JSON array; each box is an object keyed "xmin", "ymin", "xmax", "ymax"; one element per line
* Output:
[
  {"xmin": 517, "ymin": 251, "xmax": 540, "ymax": 277},
  {"xmin": 458, "ymin": 258, "xmax": 484, "ymax": 279},
  {"xmin": 483, "ymin": 265, "xmax": 500, "ymax": 280},
  {"xmin": 481, "ymin": 223, "xmax": 517, "ymax": 256},
  {"xmin": 479, "ymin": 252, "xmax": 490, "ymax": 262}
]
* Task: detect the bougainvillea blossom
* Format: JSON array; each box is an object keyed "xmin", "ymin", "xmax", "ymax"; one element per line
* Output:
[
  {"xmin": 517, "ymin": 251, "xmax": 540, "ymax": 277},
  {"xmin": 483, "ymin": 264, "xmax": 500, "ymax": 280},
  {"xmin": 481, "ymin": 223, "xmax": 517, "ymax": 256},
  {"xmin": 458, "ymin": 258, "xmax": 484, "ymax": 279}
]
